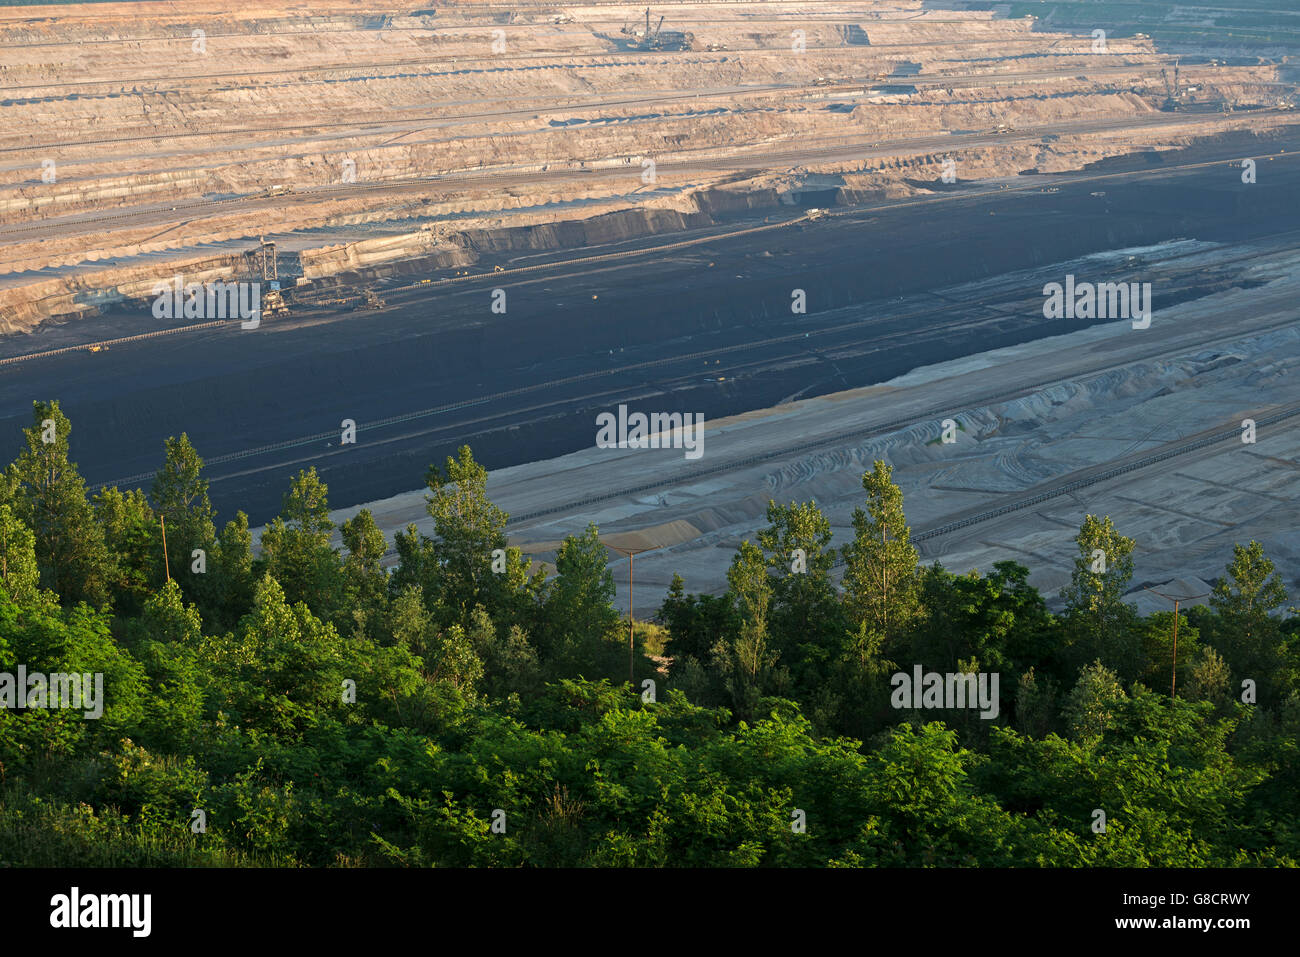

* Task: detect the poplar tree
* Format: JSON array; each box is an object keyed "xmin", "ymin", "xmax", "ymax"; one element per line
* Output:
[
  {"xmin": 1060, "ymin": 515, "xmax": 1138, "ymax": 678},
  {"xmin": 420, "ymin": 446, "xmax": 534, "ymax": 628},
  {"xmin": 713, "ymin": 540, "xmax": 780, "ymax": 720},
  {"xmin": 5, "ymin": 401, "xmax": 111, "ymax": 606},
  {"xmin": 206, "ymin": 511, "xmax": 255, "ymax": 631},
  {"xmin": 840, "ymin": 460, "xmax": 920, "ymax": 653},
  {"xmin": 758, "ymin": 500, "xmax": 842, "ymax": 644},
  {"xmin": 260, "ymin": 468, "xmax": 340, "ymax": 618},
  {"xmin": 1209, "ymin": 540, "xmax": 1288, "ymax": 690},
  {"xmin": 340, "ymin": 508, "xmax": 390, "ymax": 641},
  {"xmin": 150, "ymin": 433, "xmax": 216, "ymax": 595},
  {"xmin": 539, "ymin": 523, "xmax": 620, "ymax": 671}
]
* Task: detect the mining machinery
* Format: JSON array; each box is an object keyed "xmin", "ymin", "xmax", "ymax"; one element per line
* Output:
[
  {"xmin": 621, "ymin": 8, "xmax": 694, "ymax": 51},
  {"xmin": 1160, "ymin": 61, "xmax": 1182, "ymax": 111},
  {"xmin": 251, "ymin": 237, "xmax": 290, "ymax": 318}
]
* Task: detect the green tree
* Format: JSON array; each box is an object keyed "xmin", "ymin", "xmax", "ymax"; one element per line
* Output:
[
  {"xmin": 132, "ymin": 582, "xmax": 207, "ymax": 751},
  {"xmin": 93, "ymin": 486, "xmax": 159, "ymax": 613},
  {"xmin": 539, "ymin": 524, "xmax": 621, "ymax": 674},
  {"xmin": 340, "ymin": 508, "xmax": 390, "ymax": 642},
  {"xmin": 659, "ymin": 573, "xmax": 736, "ymax": 669},
  {"xmin": 1014, "ymin": 667, "xmax": 1056, "ymax": 739},
  {"xmin": 469, "ymin": 611, "xmax": 542, "ymax": 702},
  {"xmin": 1060, "ymin": 515, "xmax": 1138, "ymax": 679},
  {"xmin": 0, "ymin": 587, "xmax": 149, "ymax": 756},
  {"xmin": 712, "ymin": 540, "xmax": 782, "ymax": 721},
  {"xmin": 150, "ymin": 434, "xmax": 216, "ymax": 601},
  {"xmin": 1209, "ymin": 541, "xmax": 1288, "ymax": 694},
  {"xmin": 0, "ymin": 504, "xmax": 40, "ymax": 606},
  {"xmin": 853, "ymin": 723, "xmax": 1027, "ymax": 867},
  {"xmin": 1185, "ymin": 646, "xmax": 1231, "ymax": 710},
  {"xmin": 981, "ymin": 689, "xmax": 1274, "ymax": 866},
  {"xmin": 390, "ymin": 583, "xmax": 435, "ymax": 657},
  {"xmin": 404, "ymin": 446, "xmax": 536, "ymax": 629},
  {"xmin": 140, "ymin": 579, "xmax": 204, "ymax": 646},
  {"xmin": 204, "ymin": 511, "xmax": 255, "ymax": 631},
  {"xmin": 913, "ymin": 561, "xmax": 1057, "ymax": 685},
  {"xmin": 841, "ymin": 460, "xmax": 920, "ymax": 654},
  {"xmin": 5, "ymin": 401, "xmax": 111, "ymax": 606},
  {"xmin": 1062, "ymin": 661, "xmax": 1127, "ymax": 744},
  {"xmin": 258, "ymin": 468, "xmax": 341, "ymax": 619},
  {"xmin": 425, "ymin": 623, "xmax": 484, "ymax": 693},
  {"xmin": 757, "ymin": 500, "xmax": 846, "ymax": 705},
  {"xmin": 1136, "ymin": 610, "xmax": 1201, "ymax": 697},
  {"xmin": 199, "ymin": 575, "xmax": 353, "ymax": 738}
]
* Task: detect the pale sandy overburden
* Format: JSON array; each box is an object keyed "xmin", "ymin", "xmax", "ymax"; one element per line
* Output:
[{"xmin": 1, "ymin": 0, "xmax": 1291, "ymax": 329}]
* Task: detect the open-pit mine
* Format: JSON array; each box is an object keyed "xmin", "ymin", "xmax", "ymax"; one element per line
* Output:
[{"xmin": 2, "ymin": 0, "xmax": 1297, "ymax": 612}]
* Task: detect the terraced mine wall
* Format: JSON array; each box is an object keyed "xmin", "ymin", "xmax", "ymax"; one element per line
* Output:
[
  {"xmin": 4, "ymin": 140, "xmax": 1295, "ymax": 524},
  {"xmin": 1, "ymin": 182, "xmax": 807, "ymax": 332},
  {"xmin": 0, "ymin": 249, "xmax": 255, "ymax": 334}
]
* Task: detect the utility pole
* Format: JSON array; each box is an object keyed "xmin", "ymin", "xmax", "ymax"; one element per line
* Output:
[
  {"xmin": 606, "ymin": 540, "xmax": 660, "ymax": 685},
  {"xmin": 159, "ymin": 514, "xmax": 171, "ymax": 582},
  {"xmin": 1145, "ymin": 586, "xmax": 1210, "ymax": 698}
]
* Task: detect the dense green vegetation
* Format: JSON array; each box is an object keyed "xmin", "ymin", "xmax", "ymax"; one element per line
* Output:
[{"xmin": 1, "ymin": 400, "xmax": 1296, "ymax": 866}]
